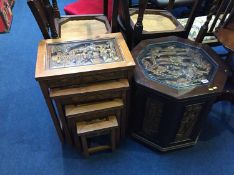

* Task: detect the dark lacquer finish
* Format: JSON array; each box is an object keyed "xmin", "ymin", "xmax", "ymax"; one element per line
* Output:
[
  {"xmin": 130, "ymin": 36, "xmax": 228, "ymax": 151},
  {"xmin": 136, "ymin": 41, "xmax": 218, "ymax": 89}
]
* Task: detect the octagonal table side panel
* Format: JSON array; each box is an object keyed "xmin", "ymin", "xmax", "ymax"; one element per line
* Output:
[{"xmin": 131, "ymin": 85, "xmax": 217, "ymax": 150}]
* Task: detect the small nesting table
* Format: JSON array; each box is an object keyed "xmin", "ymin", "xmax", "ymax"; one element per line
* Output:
[{"xmin": 77, "ymin": 115, "xmax": 118, "ymax": 157}]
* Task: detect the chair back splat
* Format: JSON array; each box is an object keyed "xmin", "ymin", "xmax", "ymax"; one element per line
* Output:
[
  {"xmin": 133, "ymin": 0, "xmax": 149, "ymax": 42},
  {"xmin": 42, "ymin": 0, "xmax": 58, "ymax": 38},
  {"xmin": 27, "ymin": 0, "xmax": 51, "ymax": 39},
  {"xmin": 195, "ymin": 0, "xmax": 234, "ymax": 44},
  {"xmin": 51, "ymin": 0, "xmax": 60, "ymax": 18},
  {"xmin": 195, "ymin": 0, "xmax": 234, "ymax": 104}
]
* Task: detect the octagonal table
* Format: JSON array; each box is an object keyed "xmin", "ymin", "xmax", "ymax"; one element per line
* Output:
[{"xmin": 130, "ymin": 36, "xmax": 228, "ymax": 152}]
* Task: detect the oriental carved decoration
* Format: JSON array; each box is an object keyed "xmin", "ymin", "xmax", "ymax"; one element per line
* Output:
[
  {"xmin": 131, "ymin": 36, "xmax": 227, "ymax": 151},
  {"xmin": 142, "ymin": 98, "xmax": 163, "ymax": 138},
  {"xmin": 46, "ymin": 38, "xmax": 123, "ymax": 69},
  {"xmin": 175, "ymin": 104, "xmax": 203, "ymax": 141},
  {"xmin": 136, "ymin": 41, "xmax": 218, "ymax": 89}
]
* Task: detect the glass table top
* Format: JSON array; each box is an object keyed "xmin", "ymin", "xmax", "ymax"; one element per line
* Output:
[
  {"xmin": 136, "ymin": 41, "xmax": 218, "ymax": 89},
  {"xmin": 46, "ymin": 38, "xmax": 123, "ymax": 69}
]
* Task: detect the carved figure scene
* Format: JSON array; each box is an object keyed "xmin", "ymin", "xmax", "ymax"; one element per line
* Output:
[
  {"xmin": 137, "ymin": 42, "xmax": 218, "ymax": 89},
  {"xmin": 47, "ymin": 39, "xmax": 123, "ymax": 69}
]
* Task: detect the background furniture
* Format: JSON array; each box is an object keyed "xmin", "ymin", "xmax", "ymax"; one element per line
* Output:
[
  {"xmin": 64, "ymin": 0, "xmax": 113, "ymax": 22},
  {"xmin": 63, "ymin": 0, "xmax": 120, "ymax": 33},
  {"xmin": 194, "ymin": 0, "xmax": 234, "ymax": 103},
  {"xmin": 131, "ymin": 36, "xmax": 228, "ymax": 151},
  {"xmin": 0, "ymin": 0, "xmax": 14, "ymax": 33},
  {"xmin": 195, "ymin": 0, "xmax": 234, "ymax": 45},
  {"xmin": 27, "ymin": 0, "xmax": 112, "ymax": 39},
  {"xmin": 117, "ymin": 0, "xmax": 202, "ymax": 48},
  {"xmin": 214, "ymin": 3, "xmax": 234, "ymax": 103}
]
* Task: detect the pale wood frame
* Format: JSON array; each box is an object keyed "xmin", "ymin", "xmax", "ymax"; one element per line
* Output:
[
  {"xmin": 35, "ymin": 33, "xmax": 135, "ymax": 144},
  {"xmin": 35, "ymin": 33, "xmax": 135, "ymax": 80}
]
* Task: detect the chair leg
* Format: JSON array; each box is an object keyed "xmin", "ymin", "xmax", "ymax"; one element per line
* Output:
[
  {"xmin": 81, "ymin": 135, "xmax": 89, "ymax": 157},
  {"xmin": 68, "ymin": 119, "xmax": 82, "ymax": 151}
]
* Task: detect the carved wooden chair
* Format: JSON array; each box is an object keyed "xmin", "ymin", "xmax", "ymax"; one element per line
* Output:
[
  {"xmin": 195, "ymin": 0, "xmax": 234, "ymax": 45},
  {"xmin": 27, "ymin": 0, "xmax": 118, "ymax": 39},
  {"xmin": 194, "ymin": 0, "xmax": 234, "ymax": 103},
  {"xmin": 117, "ymin": 0, "xmax": 202, "ymax": 48},
  {"xmin": 214, "ymin": 3, "xmax": 234, "ymax": 103}
]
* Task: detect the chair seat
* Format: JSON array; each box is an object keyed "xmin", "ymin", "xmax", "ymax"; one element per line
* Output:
[
  {"xmin": 131, "ymin": 14, "xmax": 177, "ymax": 32},
  {"xmin": 150, "ymin": 0, "xmax": 195, "ymax": 8},
  {"xmin": 64, "ymin": 0, "xmax": 113, "ymax": 22},
  {"xmin": 130, "ymin": 9, "xmax": 184, "ymax": 34},
  {"xmin": 60, "ymin": 19, "xmax": 109, "ymax": 38}
]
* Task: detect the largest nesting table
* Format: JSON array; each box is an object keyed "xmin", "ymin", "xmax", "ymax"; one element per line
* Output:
[{"xmin": 35, "ymin": 33, "xmax": 135, "ymax": 146}]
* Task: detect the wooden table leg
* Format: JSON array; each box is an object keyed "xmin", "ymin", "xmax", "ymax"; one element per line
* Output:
[
  {"xmin": 111, "ymin": 129, "xmax": 116, "ymax": 151},
  {"xmin": 81, "ymin": 135, "xmax": 89, "ymax": 157},
  {"xmin": 70, "ymin": 119, "xmax": 81, "ymax": 151},
  {"xmin": 39, "ymin": 82, "xmax": 64, "ymax": 143},
  {"xmin": 126, "ymin": 70, "xmax": 133, "ymax": 134},
  {"xmin": 55, "ymin": 100, "xmax": 73, "ymax": 145},
  {"xmin": 116, "ymin": 111, "xmax": 121, "ymax": 145},
  {"xmin": 121, "ymin": 91, "xmax": 127, "ymax": 138}
]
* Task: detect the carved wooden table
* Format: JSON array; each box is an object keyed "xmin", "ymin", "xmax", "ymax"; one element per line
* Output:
[
  {"xmin": 131, "ymin": 36, "xmax": 228, "ymax": 151},
  {"xmin": 35, "ymin": 33, "xmax": 135, "ymax": 149}
]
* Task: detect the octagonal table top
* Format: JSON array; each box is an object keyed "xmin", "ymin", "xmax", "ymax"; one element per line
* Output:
[{"xmin": 132, "ymin": 36, "xmax": 228, "ymax": 100}]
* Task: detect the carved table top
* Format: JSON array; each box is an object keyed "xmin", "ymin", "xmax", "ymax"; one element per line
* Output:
[
  {"xmin": 136, "ymin": 41, "xmax": 218, "ymax": 89},
  {"xmin": 35, "ymin": 33, "xmax": 135, "ymax": 80},
  {"xmin": 132, "ymin": 36, "xmax": 228, "ymax": 99},
  {"xmin": 47, "ymin": 39, "xmax": 123, "ymax": 69}
]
